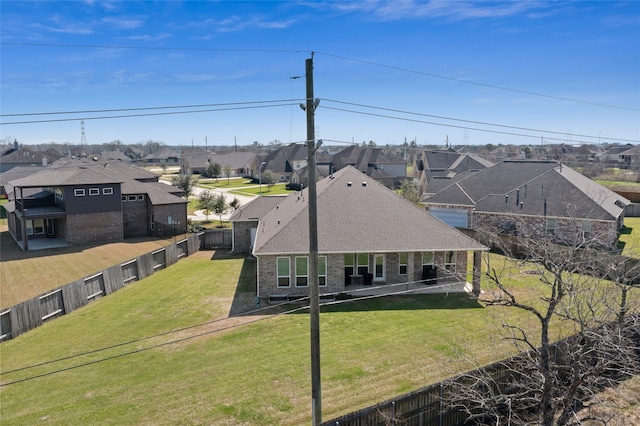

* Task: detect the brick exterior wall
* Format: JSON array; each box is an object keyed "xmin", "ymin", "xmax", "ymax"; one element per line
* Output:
[
  {"xmin": 474, "ymin": 213, "xmax": 618, "ymax": 247},
  {"xmin": 257, "ymin": 251, "xmax": 469, "ymax": 300},
  {"xmin": 153, "ymin": 203, "xmax": 188, "ymax": 237},
  {"xmin": 66, "ymin": 211, "xmax": 123, "ymax": 244},
  {"xmin": 122, "ymin": 197, "xmax": 149, "ymax": 238},
  {"xmin": 232, "ymin": 221, "xmax": 257, "ymax": 252}
]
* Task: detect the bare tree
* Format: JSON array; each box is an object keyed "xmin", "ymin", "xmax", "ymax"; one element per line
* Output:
[
  {"xmin": 223, "ymin": 163, "xmax": 232, "ymax": 184},
  {"xmin": 445, "ymin": 219, "xmax": 640, "ymax": 425}
]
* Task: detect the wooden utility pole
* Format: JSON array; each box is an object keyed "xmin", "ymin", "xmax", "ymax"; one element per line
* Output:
[{"xmin": 305, "ymin": 53, "xmax": 322, "ymax": 425}]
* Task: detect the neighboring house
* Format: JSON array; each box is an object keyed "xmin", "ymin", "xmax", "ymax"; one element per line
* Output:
[
  {"xmin": 423, "ymin": 160, "xmax": 629, "ymax": 248},
  {"xmin": 618, "ymin": 145, "xmax": 640, "ymax": 169},
  {"xmin": 3, "ymin": 161, "xmax": 187, "ymax": 251},
  {"xmin": 229, "ymin": 195, "xmax": 287, "ymax": 253},
  {"xmin": 142, "ymin": 147, "xmax": 181, "ymax": 165},
  {"xmin": 330, "ymin": 146, "xmax": 407, "ymax": 189},
  {"xmin": 289, "ymin": 164, "xmax": 332, "ymax": 187},
  {"xmin": 251, "ymin": 166, "xmax": 487, "ymax": 302},
  {"xmin": 185, "ymin": 151, "xmax": 258, "ymax": 176},
  {"xmin": 0, "ymin": 140, "xmax": 61, "ymax": 172},
  {"xmin": 598, "ymin": 144, "xmax": 634, "ymax": 165},
  {"xmin": 413, "ymin": 149, "xmax": 493, "ymax": 194},
  {"xmin": 258, "ymin": 143, "xmax": 309, "ymax": 183}
]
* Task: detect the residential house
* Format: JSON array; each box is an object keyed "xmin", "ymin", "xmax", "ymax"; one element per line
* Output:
[
  {"xmin": 3, "ymin": 161, "xmax": 187, "ymax": 251},
  {"xmin": 185, "ymin": 151, "xmax": 258, "ymax": 176},
  {"xmin": 251, "ymin": 166, "xmax": 487, "ymax": 302},
  {"xmin": 142, "ymin": 147, "xmax": 181, "ymax": 165},
  {"xmin": 229, "ymin": 195, "xmax": 287, "ymax": 252},
  {"xmin": 0, "ymin": 140, "xmax": 61, "ymax": 172},
  {"xmin": 423, "ymin": 160, "xmax": 629, "ymax": 248},
  {"xmin": 330, "ymin": 145, "xmax": 407, "ymax": 189},
  {"xmin": 412, "ymin": 149, "xmax": 493, "ymax": 194},
  {"xmin": 258, "ymin": 143, "xmax": 309, "ymax": 183},
  {"xmin": 618, "ymin": 145, "xmax": 640, "ymax": 169}
]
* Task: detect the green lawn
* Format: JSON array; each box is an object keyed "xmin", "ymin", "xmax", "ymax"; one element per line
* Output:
[
  {"xmin": 1, "ymin": 252, "xmax": 537, "ymax": 425},
  {"xmin": 620, "ymin": 217, "xmax": 640, "ymax": 258},
  {"xmin": 230, "ymin": 183, "xmax": 291, "ymax": 196},
  {"xmin": 197, "ymin": 177, "xmax": 254, "ymax": 189}
]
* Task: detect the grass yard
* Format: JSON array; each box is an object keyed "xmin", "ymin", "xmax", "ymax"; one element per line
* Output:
[
  {"xmin": 619, "ymin": 217, "xmax": 640, "ymax": 258},
  {"xmin": 230, "ymin": 182, "xmax": 291, "ymax": 196},
  {"xmin": 0, "ymin": 226, "xmax": 178, "ymax": 310},
  {"xmin": 197, "ymin": 177, "xmax": 254, "ymax": 189},
  {"xmin": 0, "ymin": 252, "xmax": 536, "ymax": 426}
]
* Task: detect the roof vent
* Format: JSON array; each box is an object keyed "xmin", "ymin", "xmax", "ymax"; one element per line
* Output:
[
  {"xmin": 362, "ymin": 181, "xmax": 367, "ymax": 187},
  {"xmin": 347, "ymin": 181, "xmax": 352, "ymax": 187}
]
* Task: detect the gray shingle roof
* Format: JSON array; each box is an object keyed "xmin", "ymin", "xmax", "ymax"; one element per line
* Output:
[
  {"xmin": 229, "ymin": 196, "xmax": 286, "ymax": 222},
  {"xmin": 425, "ymin": 161, "xmax": 628, "ymax": 221},
  {"xmin": 253, "ymin": 166, "xmax": 486, "ymax": 255}
]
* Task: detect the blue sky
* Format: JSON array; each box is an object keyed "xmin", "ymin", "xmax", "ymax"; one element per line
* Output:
[{"xmin": 1, "ymin": 1, "xmax": 639, "ymax": 148}]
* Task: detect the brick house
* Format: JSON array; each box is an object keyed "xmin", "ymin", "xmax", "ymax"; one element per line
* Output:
[
  {"xmin": 3, "ymin": 161, "xmax": 187, "ymax": 251},
  {"xmin": 251, "ymin": 166, "xmax": 487, "ymax": 302},
  {"xmin": 423, "ymin": 160, "xmax": 629, "ymax": 248}
]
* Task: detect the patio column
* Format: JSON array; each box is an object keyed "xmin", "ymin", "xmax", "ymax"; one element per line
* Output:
[
  {"xmin": 407, "ymin": 252, "xmax": 414, "ymax": 283},
  {"xmin": 472, "ymin": 251, "xmax": 482, "ymax": 296}
]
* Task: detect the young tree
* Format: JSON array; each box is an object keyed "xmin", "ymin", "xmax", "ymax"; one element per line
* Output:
[
  {"xmin": 445, "ymin": 221, "xmax": 640, "ymax": 425},
  {"xmin": 229, "ymin": 196, "xmax": 240, "ymax": 210},
  {"xmin": 171, "ymin": 173, "xmax": 198, "ymax": 199},
  {"xmin": 223, "ymin": 163, "xmax": 232, "ymax": 184},
  {"xmin": 212, "ymin": 193, "xmax": 227, "ymax": 227},
  {"xmin": 206, "ymin": 162, "xmax": 222, "ymax": 181},
  {"xmin": 261, "ymin": 169, "xmax": 276, "ymax": 192},
  {"xmin": 196, "ymin": 190, "xmax": 215, "ymax": 221},
  {"xmin": 398, "ymin": 178, "xmax": 421, "ymax": 205}
]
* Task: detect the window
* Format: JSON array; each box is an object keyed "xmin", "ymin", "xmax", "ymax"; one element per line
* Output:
[
  {"xmin": 127, "ymin": 195, "xmax": 137, "ymax": 202},
  {"xmin": 74, "ymin": 188, "xmax": 85, "ymax": 197},
  {"xmin": 357, "ymin": 253, "xmax": 369, "ymax": 276},
  {"xmin": 296, "ymin": 256, "xmax": 308, "ymax": 287},
  {"xmin": 26, "ymin": 220, "xmax": 33, "ymax": 236},
  {"xmin": 319, "ymin": 256, "xmax": 327, "ymax": 286},
  {"xmin": 89, "ymin": 188, "xmax": 100, "ymax": 196},
  {"xmin": 277, "ymin": 257, "xmax": 290, "ymax": 287},
  {"xmin": 103, "ymin": 187, "xmax": 113, "ymax": 195},
  {"xmin": 444, "ymin": 251, "xmax": 456, "ymax": 273},
  {"xmin": 54, "ymin": 188, "xmax": 64, "ymax": 201},
  {"xmin": 582, "ymin": 221, "xmax": 592, "ymax": 240},
  {"xmin": 546, "ymin": 218, "xmax": 556, "ymax": 235},
  {"xmin": 399, "ymin": 252, "xmax": 408, "ymax": 275},
  {"xmin": 422, "ymin": 252, "xmax": 434, "ymax": 267},
  {"xmin": 122, "ymin": 196, "xmax": 127, "ymax": 202},
  {"xmin": 137, "ymin": 195, "xmax": 144, "ymax": 201}
]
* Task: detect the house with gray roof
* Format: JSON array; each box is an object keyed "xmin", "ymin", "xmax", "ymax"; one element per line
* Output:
[
  {"xmin": 228, "ymin": 195, "xmax": 287, "ymax": 252},
  {"xmin": 3, "ymin": 161, "xmax": 187, "ymax": 250},
  {"xmin": 331, "ymin": 146, "xmax": 407, "ymax": 189},
  {"xmin": 251, "ymin": 166, "xmax": 487, "ymax": 302},
  {"xmin": 423, "ymin": 160, "xmax": 629, "ymax": 248},
  {"xmin": 413, "ymin": 149, "xmax": 493, "ymax": 195}
]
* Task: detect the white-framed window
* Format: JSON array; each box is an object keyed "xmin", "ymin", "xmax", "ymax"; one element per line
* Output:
[
  {"xmin": 546, "ymin": 218, "xmax": 556, "ymax": 235},
  {"xmin": 444, "ymin": 251, "xmax": 456, "ymax": 273},
  {"xmin": 137, "ymin": 195, "xmax": 144, "ymax": 201},
  {"xmin": 122, "ymin": 196, "xmax": 127, "ymax": 202},
  {"xmin": 26, "ymin": 220, "xmax": 33, "ymax": 235},
  {"xmin": 277, "ymin": 257, "xmax": 290, "ymax": 287},
  {"xmin": 422, "ymin": 251, "xmax": 434, "ymax": 267},
  {"xmin": 399, "ymin": 252, "xmax": 408, "ymax": 275},
  {"xmin": 74, "ymin": 188, "xmax": 85, "ymax": 197},
  {"xmin": 357, "ymin": 253, "xmax": 369, "ymax": 276},
  {"xmin": 25, "ymin": 219, "xmax": 44, "ymax": 236},
  {"xmin": 295, "ymin": 256, "xmax": 309, "ymax": 287},
  {"xmin": 127, "ymin": 195, "xmax": 137, "ymax": 202},
  {"xmin": 89, "ymin": 188, "xmax": 100, "ymax": 196},
  {"xmin": 103, "ymin": 187, "xmax": 113, "ymax": 195},
  {"xmin": 319, "ymin": 256, "xmax": 327, "ymax": 286}
]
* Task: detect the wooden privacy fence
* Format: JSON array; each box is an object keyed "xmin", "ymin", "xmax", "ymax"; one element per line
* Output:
[
  {"xmin": 0, "ymin": 233, "xmax": 203, "ymax": 342},
  {"xmin": 322, "ymin": 314, "xmax": 640, "ymax": 426},
  {"xmin": 201, "ymin": 228, "xmax": 232, "ymax": 249}
]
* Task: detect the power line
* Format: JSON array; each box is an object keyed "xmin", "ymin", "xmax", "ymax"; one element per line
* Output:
[
  {"xmin": 315, "ymin": 51, "xmax": 639, "ymax": 112},
  {"xmin": 319, "ymin": 105, "xmax": 639, "ymax": 145},
  {"xmin": 0, "ymin": 99, "xmax": 304, "ymax": 117},
  {"xmin": 321, "ymin": 99, "xmax": 639, "ymax": 144},
  {"xmin": 0, "ymin": 103, "xmax": 298, "ymax": 125},
  {"xmin": 0, "ymin": 41, "xmax": 308, "ymax": 55}
]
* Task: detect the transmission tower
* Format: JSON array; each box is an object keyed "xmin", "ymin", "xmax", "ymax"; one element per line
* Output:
[{"xmin": 80, "ymin": 120, "xmax": 87, "ymax": 145}]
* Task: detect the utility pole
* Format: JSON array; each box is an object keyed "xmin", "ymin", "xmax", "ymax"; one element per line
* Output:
[{"xmin": 305, "ymin": 53, "xmax": 322, "ymax": 425}]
